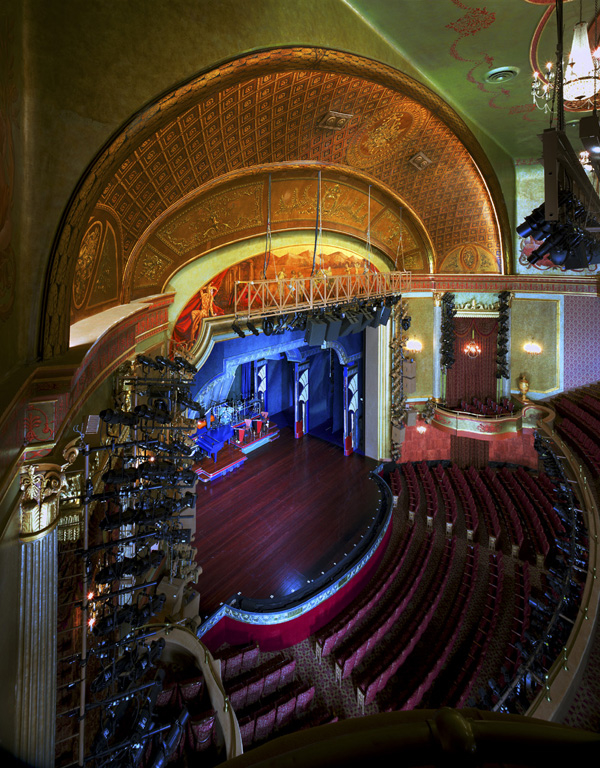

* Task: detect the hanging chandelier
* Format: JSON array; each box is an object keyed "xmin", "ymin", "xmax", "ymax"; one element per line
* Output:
[
  {"xmin": 532, "ymin": 3, "xmax": 600, "ymax": 112},
  {"xmin": 464, "ymin": 340, "xmax": 482, "ymax": 359}
]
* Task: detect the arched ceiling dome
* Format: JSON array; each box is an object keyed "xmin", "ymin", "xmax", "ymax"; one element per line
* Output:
[{"xmin": 42, "ymin": 47, "xmax": 510, "ymax": 356}]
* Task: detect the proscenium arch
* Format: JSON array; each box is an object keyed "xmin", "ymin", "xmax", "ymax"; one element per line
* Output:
[
  {"xmin": 41, "ymin": 46, "xmax": 511, "ymax": 360},
  {"xmin": 166, "ymin": 229, "xmax": 396, "ymax": 330},
  {"xmin": 121, "ymin": 161, "xmax": 436, "ymax": 305}
]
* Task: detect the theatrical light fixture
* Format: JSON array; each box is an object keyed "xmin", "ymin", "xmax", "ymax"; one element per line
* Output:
[
  {"xmin": 524, "ymin": 340, "xmax": 542, "ymax": 357},
  {"xmin": 563, "ymin": 21, "xmax": 600, "ymax": 104},
  {"xmin": 464, "ymin": 340, "xmax": 481, "ymax": 359},
  {"xmin": 246, "ymin": 320, "xmax": 260, "ymax": 336},
  {"xmin": 232, "ymin": 320, "xmax": 246, "ymax": 338},
  {"xmin": 404, "ymin": 339, "xmax": 422, "ymax": 353},
  {"xmin": 532, "ymin": 13, "xmax": 600, "ymax": 111}
]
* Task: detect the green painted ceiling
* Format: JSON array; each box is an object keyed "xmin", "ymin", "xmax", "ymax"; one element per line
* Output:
[{"xmin": 345, "ymin": 0, "xmax": 593, "ymax": 161}]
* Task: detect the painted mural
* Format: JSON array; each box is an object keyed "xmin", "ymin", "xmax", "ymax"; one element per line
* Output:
[{"xmin": 172, "ymin": 247, "xmax": 379, "ymax": 347}]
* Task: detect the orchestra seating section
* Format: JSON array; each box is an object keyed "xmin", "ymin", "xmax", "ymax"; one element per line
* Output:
[
  {"xmin": 214, "ymin": 644, "xmax": 337, "ymax": 749},
  {"xmin": 459, "ymin": 397, "xmax": 515, "ymax": 416},
  {"xmin": 152, "ymin": 668, "xmax": 219, "ymax": 760},
  {"xmin": 553, "ymin": 384, "xmax": 600, "ymax": 477},
  {"xmin": 303, "ymin": 435, "xmax": 585, "ymax": 719}
]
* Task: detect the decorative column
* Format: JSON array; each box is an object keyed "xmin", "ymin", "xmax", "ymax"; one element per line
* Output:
[
  {"xmin": 378, "ymin": 320, "xmax": 392, "ymax": 461},
  {"xmin": 294, "ymin": 362, "xmax": 309, "ymax": 438},
  {"xmin": 343, "ymin": 364, "xmax": 359, "ymax": 456},
  {"xmin": 16, "ymin": 463, "xmax": 68, "ymax": 767},
  {"xmin": 502, "ymin": 294, "xmax": 512, "ymax": 399},
  {"xmin": 432, "ymin": 291, "xmax": 443, "ymax": 402}
]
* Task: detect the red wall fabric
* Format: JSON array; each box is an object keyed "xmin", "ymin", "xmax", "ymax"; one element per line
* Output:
[{"xmin": 446, "ymin": 317, "xmax": 498, "ymax": 407}]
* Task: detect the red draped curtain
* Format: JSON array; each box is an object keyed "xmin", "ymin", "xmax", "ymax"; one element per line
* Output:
[{"xmin": 445, "ymin": 317, "xmax": 498, "ymax": 408}]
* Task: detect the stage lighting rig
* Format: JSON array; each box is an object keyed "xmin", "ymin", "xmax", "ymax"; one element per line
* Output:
[
  {"xmin": 94, "ymin": 551, "xmax": 164, "ymax": 585},
  {"xmin": 173, "ymin": 355, "xmax": 196, "ymax": 375},
  {"xmin": 246, "ymin": 319, "xmax": 260, "ymax": 335},
  {"xmin": 520, "ymin": 127, "xmax": 600, "ymax": 269},
  {"xmin": 232, "ymin": 319, "xmax": 246, "ymax": 338},
  {"xmin": 150, "ymin": 707, "xmax": 189, "ymax": 768}
]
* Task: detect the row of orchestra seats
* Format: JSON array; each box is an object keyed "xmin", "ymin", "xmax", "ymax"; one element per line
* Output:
[
  {"xmin": 352, "ymin": 537, "xmax": 457, "ymax": 709},
  {"xmin": 558, "ymin": 418, "xmax": 600, "ymax": 474},
  {"xmin": 390, "ymin": 468, "xmax": 402, "ymax": 500},
  {"xmin": 154, "ymin": 672, "xmax": 217, "ymax": 755},
  {"xmin": 504, "ymin": 559, "xmax": 532, "ymax": 680},
  {"xmin": 432, "ymin": 463, "xmax": 458, "ymax": 533},
  {"xmin": 453, "ymin": 551, "xmax": 504, "ymax": 707},
  {"xmin": 314, "ymin": 522, "xmax": 418, "ymax": 661},
  {"xmin": 415, "ymin": 461, "xmax": 438, "ymax": 524},
  {"xmin": 401, "ymin": 462, "xmax": 421, "ymax": 516},
  {"xmin": 378, "ymin": 544, "xmax": 480, "ymax": 712},
  {"xmin": 218, "ymin": 642, "xmax": 260, "ymax": 680},
  {"xmin": 459, "ymin": 397, "xmax": 515, "ymax": 416},
  {"xmin": 215, "ymin": 643, "xmax": 336, "ymax": 749},
  {"xmin": 465, "ymin": 466, "xmax": 501, "ymax": 545},
  {"xmin": 237, "ymin": 682, "xmax": 318, "ymax": 747},
  {"xmin": 483, "ymin": 467, "xmax": 524, "ymax": 557},
  {"xmin": 446, "ymin": 465, "xmax": 478, "ymax": 539},
  {"xmin": 225, "ymin": 655, "xmax": 296, "ymax": 711},
  {"xmin": 332, "ymin": 531, "xmax": 438, "ymax": 681},
  {"xmin": 497, "ymin": 468, "xmax": 550, "ymax": 563},
  {"xmin": 514, "ymin": 466, "xmax": 565, "ymax": 538}
]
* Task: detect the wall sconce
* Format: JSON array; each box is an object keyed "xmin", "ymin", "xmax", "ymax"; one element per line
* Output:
[
  {"xmin": 524, "ymin": 340, "xmax": 542, "ymax": 357},
  {"xmin": 405, "ymin": 339, "xmax": 422, "ymax": 353}
]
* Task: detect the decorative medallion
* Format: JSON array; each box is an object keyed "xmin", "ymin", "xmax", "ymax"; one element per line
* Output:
[
  {"xmin": 73, "ymin": 222, "xmax": 102, "ymax": 309},
  {"xmin": 346, "ymin": 100, "xmax": 427, "ymax": 168},
  {"xmin": 136, "ymin": 245, "xmax": 173, "ymax": 288}
]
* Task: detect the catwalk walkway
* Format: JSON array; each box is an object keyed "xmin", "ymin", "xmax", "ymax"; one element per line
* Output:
[{"xmin": 194, "ymin": 428, "xmax": 379, "ymax": 616}]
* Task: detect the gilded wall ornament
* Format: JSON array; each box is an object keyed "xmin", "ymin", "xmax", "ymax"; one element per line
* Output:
[
  {"xmin": 157, "ymin": 184, "xmax": 262, "ymax": 255},
  {"xmin": 73, "ymin": 222, "xmax": 102, "ymax": 309},
  {"xmin": 19, "ymin": 464, "xmax": 68, "ymax": 542}
]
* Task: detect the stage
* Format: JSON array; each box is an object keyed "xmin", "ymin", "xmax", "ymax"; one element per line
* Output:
[{"xmin": 193, "ymin": 428, "xmax": 380, "ymax": 617}]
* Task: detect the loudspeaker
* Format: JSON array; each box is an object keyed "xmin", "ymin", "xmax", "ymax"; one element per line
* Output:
[
  {"xmin": 324, "ymin": 315, "xmax": 342, "ymax": 341},
  {"xmin": 339, "ymin": 311, "xmax": 362, "ymax": 337},
  {"xmin": 369, "ymin": 304, "xmax": 392, "ymax": 328},
  {"xmin": 304, "ymin": 317, "xmax": 327, "ymax": 346},
  {"xmin": 356, "ymin": 308, "xmax": 374, "ymax": 332}
]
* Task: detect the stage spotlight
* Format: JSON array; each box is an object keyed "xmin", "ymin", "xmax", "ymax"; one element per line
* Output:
[
  {"xmin": 263, "ymin": 317, "xmax": 274, "ymax": 336},
  {"xmin": 246, "ymin": 320, "xmax": 260, "ymax": 336},
  {"xmin": 232, "ymin": 320, "xmax": 246, "ymax": 338}
]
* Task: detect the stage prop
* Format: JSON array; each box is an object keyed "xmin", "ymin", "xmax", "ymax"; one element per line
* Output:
[
  {"xmin": 343, "ymin": 364, "xmax": 360, "ymax": 456},
  {"xmin": 192, "ymin": 394, "xmax": 279, "ymax": 482},
  {"xmin": 294, "ymin": 362, "xmax": 309, "ymax": 439}
]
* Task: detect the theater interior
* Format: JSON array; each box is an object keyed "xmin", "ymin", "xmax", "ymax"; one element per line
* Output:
[{"xmin": 3, "ymin": 1, "xmax": 600, "ymax": 766}]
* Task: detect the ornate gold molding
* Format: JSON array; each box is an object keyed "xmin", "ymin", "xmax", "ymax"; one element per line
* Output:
[
  {"xmin": 432, "ymin": 291, "xmax": 443, "ymax": 307},
  {"xmin": 19, "ymin": 464, "xmax": 68, "ymax": 543}
]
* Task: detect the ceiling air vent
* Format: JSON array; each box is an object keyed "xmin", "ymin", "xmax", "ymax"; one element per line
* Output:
[{"xmin": 484, "ymin": 67, "xmax": 520, "ymax": 84}]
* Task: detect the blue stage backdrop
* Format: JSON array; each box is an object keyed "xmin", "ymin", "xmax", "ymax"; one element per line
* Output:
[{"xmin": 190, "ymin": 326, "xmax": 363, "ymax": 447}]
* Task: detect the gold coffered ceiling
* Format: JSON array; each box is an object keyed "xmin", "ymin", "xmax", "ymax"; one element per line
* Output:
[{"xmin": 47, "ymin": 48, "xmax": 508, "ymax": 342}]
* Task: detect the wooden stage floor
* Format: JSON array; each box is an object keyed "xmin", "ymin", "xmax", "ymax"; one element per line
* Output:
[{"xmin": 194, "ymin": 428, "xmax": 379, "ymax": 617}]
